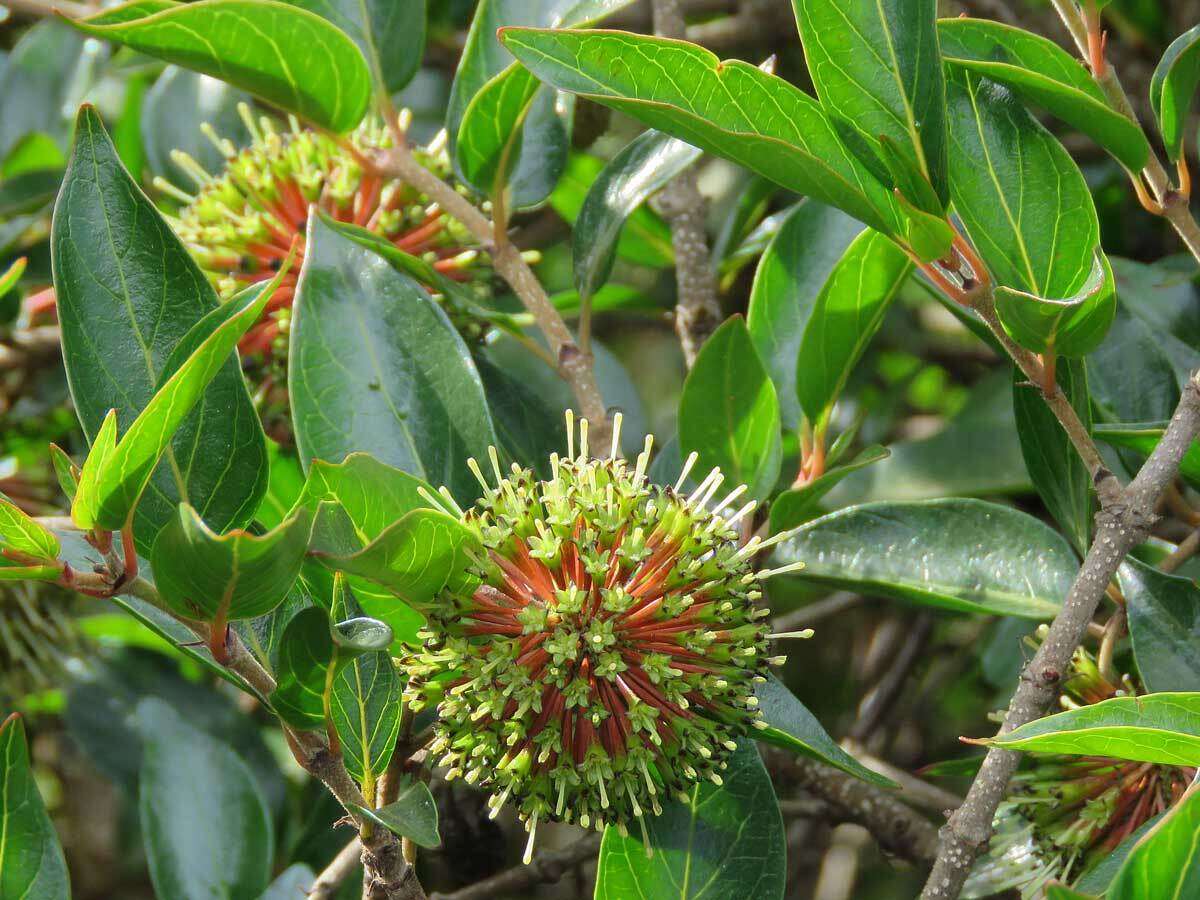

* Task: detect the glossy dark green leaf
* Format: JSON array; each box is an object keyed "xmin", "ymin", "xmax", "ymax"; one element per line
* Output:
[
  {"xmin": 768, "ymin": 445, "xmax": 889, "ymax": 531},
  {"xmin": 746, "ymin": 202, "xmax": 866, "ymax": 429},
  {"xmin": 755, "ymin": 675, "xmax": 895, "ymax": 787},
  {"xmin": 594, "ymin": 740, "xmax": 785, "ymax": 900},
  {"xmin": 796, "ymin": 229, "xmax": 911, "ymax": 422},
  {"xmin": 71, "ymin": 278, "xmax": 274, "ymax": 533},
  {"xmin": 1012, "ymin": 359, "xmax": 1092, "ymax": 554},
  {"xmin": 792, "ymin": 0, "xmax": 947, "ymax": 204},
  {"xmin": 0, "ymin": 169, "xmax": 63, "ymax": 219},
  {"xmin": 946, "ymin": 69, "xmax": 1114, "ymax": 353},
  {"xmin": 290, "ymin": 216, "xmax": 496, "ymax": 506},
  {"xmin": 271, "ymin": 606, "xmax": 335, "ymax": 730},
  {"xmin": 1109, "ymin": 782, "xmax": 1200, "ymax": 900},
  {"xmin": 0, "ymin": 20, "xmax": 90, "ymax": 162},
  {"xmin": 0, "ymin": 714, "xmax": 69, "ymax": 900},
  {"xmin": 1121, "ymin": 557, "xmax": 1200, "ymax": 693},
  {"xmin": 354, "ymin": 777, "xmax": 440, "ymax": 848},
  {"xmin": 939, "ymin": 18, "xmax": 1150, "ymax": 170},
  {"xmin": 500, "ymin": 28, "xmax": 903, "ymax": 236},
  {"xmin": 151, "ymin": 503, "xmax": 313, "ymax": 624},
  {"xmin": 994, "ymin": 253, "xmax": 1116, "ymax": 357},
  {"xmin": 312, "ymin": 508, "xmax": 480, "ymax": 609},
  {"xmin": 477, "ymin": 353, "xmax": 567, "ymax": 480},
  {"xmin": 52, "ymin": 106, "xmax": 267, "ymax": 547},
  {"xmin": 574, "ymin": 129, "xmax": 701, "ymax": 301},
  {"xmin": 137, "ymin": 697, "xmax": 273, "ymax": 900},
  {"xmin": 549, "ymin": 152, "xmax": 673, "ymax": 269},
  {"xmin": 287, "ymin": 0, "xmax": 426, "ymax": 93},
  {"xmin": 679, "ymin": 316, "xmax": 781, "ymax": 501},
  {"xmin": 771, "ymin": 498, "xmax": 1076, "ymax": 617},
  {"xmin": 260, "ymin": 865, "xmax": 316, "ymax": 900},
  {"xmin": 989, "ymin": 693, "xmax": 1200, "ymax": 764},
  {"xmin": 331, "ymin": 650, "xmax": 401, "ymax": 786},
  {"xmin": 1074, "ymin": 815, "xmax": 1160, "ymax": 894},
  {"xmin": 1151, "ymin": 24, "xmax": 1200, "ymax": 161},
  {"xmin": 142, "ymin": 66, "xmax": 251, "ymax": 188},
  {"xmin": 73, "ymin": 0, "xmax": 371, "ymax": 133}
]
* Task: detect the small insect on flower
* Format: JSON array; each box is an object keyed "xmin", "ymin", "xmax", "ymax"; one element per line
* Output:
[
  {"xmin": 407, "ymin": 412, "xmax": 807, "ymax": 862},
  {"xmin": 965, "ymin": 636, "xmax": 1196, "ymax": 898},
  {"xmin": 157, "ymin": 107, "xmax": 498, "ymax": 438}
]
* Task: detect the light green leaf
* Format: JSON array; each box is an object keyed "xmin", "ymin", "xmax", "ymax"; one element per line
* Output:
[
  {"xmin": 1092, "ymin": 422, "xmax": 1200, "ymax": 492},
  {"xmin": 0, "ymin": 714, "xmax": 70, "ymax": 900},
  {"xmin": 150, "ymin": 504, "xmax": 314, "ymax": 624},
  {"xmin": 771, "ymin": 498, "xmax": 1077, "ymax": 618},
  {"xmin": 573, "ymin": 129, "xmax": 701, "ymax": 301},
  {"xmin": 796, "ymin": 229, "xmax": 911, "ymax": 422},
  {"xmin": 792, "ymin": 0, "xmax": 947, "ymax": 204},
  {"xmin": 755, "ymin": 675, "xmax": 896, "ymax": 787},
  {"xmin": 499, "ymin": 27, "xmax": 903, "ymax": 236},
  {"xmin": 1151, "ymin": 24, "xmax": 1200, "ymax": 162},
  {"xmin": 1109, "ymin": 782, "xmax": 1200, "ymax": 900},
  {"xmin": 72, "ymin": 0, "xmax": 371, "ymax": 132},
  {"xmin": 0, "ymin": 494, "xmax": 60, "ymax": 560},
  {"xmin": 994, "ymin": 253, "xmax": 1116, "ymax": 357},
  {"xmin": 353, "ymin": 777, "xmax": 441, "ymax": 848},
  {"xmin": 939, "ymin": 17, "xmax": 1150, "ymax": 170},
  {"xmin": 595, "ymin": 739, "xmax": 785, "ymax": 900},
  {"xmin": 989, "ymin": 693, "xmax": 1200, "ymax": 765},
  {"xmin": 768, "ymin": 445, "xmax": 889, "ymax": 531},
  {"xmin": 747, "ymin": 202, "xmax": 866, "ymax": 430},
  {"xmin": 679, "ymin": 316, "xmax": 781, "ymax": 501}
]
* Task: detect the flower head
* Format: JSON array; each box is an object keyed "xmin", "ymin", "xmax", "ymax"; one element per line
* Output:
[
  {"xmin": 408, "ymin": 414, "xmax": 803, "ymax": 860},
  {"xmin": 966, "ymin": 636, "xmax": 1195, "ymax": 897}
]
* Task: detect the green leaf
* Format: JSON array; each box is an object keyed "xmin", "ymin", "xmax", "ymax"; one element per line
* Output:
[
  {"xmin": 0, "ymin": 170, "xmax": 62, "ymax": 219},
  {"xmin": 137, "ymin": 697, "xmax": 273, "ymax": 900},
  {"xmin": 573, "ymin": 129, "xmax": 701, "ymax": 301},
  {"xmin": 271, "ymin": 606, "xmax": 335, "ymax": 730},
  {"xmin": 1045, "ymin": 885, "xmax": 1099, "ymax": 900},
  {"xmin": 747, "ymin": 202, "xmax": 866, "ymax": 430},
  {"xmin": 0, "ymin": 494, "xmax": 60, "ymax": 560},
  {"xmin": 329, "ymin": 578, "xmax": 394, "ymax": 656},
  {"xmin": 0, "ymin": 20, "xmax": 89, "ymax": 161},
  {"xmin": 312, "ymin": 508, "xmax": 481, "ymax": 609},
  {"xmin": 260, "ymin": 865, "xmax": 317, "ymax": 900},
  {"xmin": 1012, "ymin": 359, "xmax": 1092, "ymax": 554},
  {"xmin": 72, "ymin": 0, "xmax": 371, "ymax": 132},
  {"xmin": 53, "ymin": 105, "xmax": 267, "ymax": 546},
  {"xmin": 331, "ymin": 649, "xmax": 401, "ymax": 785},
  {"xmin": 594, "ymin": 739, "xmax": 785, "ymax": 900},
  {"xmin": 755, "ymin": 675, "xmax": 896, "ymax": 787},
  {"xmin": 1121, "ymin": 557, "xmax": 1200, "ymax": 693},
  {"xmin": 142, "ymin": 66, "xmax": 251, "ymax": 189},
  {"xmin": 1151, "ymin": 24, "xmax": 1200, "ymax": 162},
  {"xmin": 771, "ymin": 498, "xmax": 1076, "ymax": 618},
  {"xmin": 988, "ymin": 693, "xmax": 1200, "ymax": 765},
  {"xmin": 0, "ymin": 713, "xmax": 70, "ymax": 900},
  {"xmin": 938, "ymin": 18, "xmax": 1150, "ymax": 170},
  {"xmin": 768, "ymin": 445, "xmax": 889, "ymax": 531},
  {"xmin": 946, "ymin": 69, "xmax": 1113, "ymax": 351},
  {"xmin": 549, "ymin": 152, "xmax": 673, "ymax": 269},
  {"xmin": 678, "ymin": 316, "xmax": 781, "ymax": 501},
  {"xmin": 48, "ymin": 445, "xmax": 79, "ymax": 505},
  {"xmin": 477, "ymin": 353, "xmax": 567, "ymax": 480},
  {"xmin": 72, "ymin": 279, "xmax": 274, "ymax": 532},
  {"xmin": 499, "ymin": 28, "xmax": 903, "ymax": 236},
  {"xmin": 1075, "ymin": 815, "xmax": 1161, "ymax": 894},
  {"xmin": 1092, "ymin": 423, "xmax": 1200, "ymax": 492},
  {"xmin": 286, "ymin": 0, "xmax": 426, "ymax": 94},
  {"xmin": 354, "ymin": 777, "xmax": 441, "ymax": 848},
  {"xmin": 796, "ymin": 229, "xmax": 912, "ymax": 422},
  {"xmin": 150, "ymin": 503, "xmax": 314, "ymax": 624},
  {"xmin": 290, "ymin": 216, "xmax": 496, "ymax": 506},
  {"xmin": 792, "ymin": 0, "xmax": 948, "ymax": 204},
  {"xmin": 994, "ymin": 253, "xmax": 1116, "ymax": 357},
  {"xmin": 1109, "ymin": 782, "xmax": 1200, "ymax": 900}
]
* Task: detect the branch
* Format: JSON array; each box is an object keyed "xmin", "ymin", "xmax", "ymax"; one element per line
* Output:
[
  {"xmin": 429, "ymin": 833, "xmax": 602, "ymax": 900},
  {"xmin": 920, "ymin": 373, "xmax": 1200, "ymax": 899},
  {"xmin": 772, "ymin": 753, "xmax": 939, "ymax": 865},
  {"xmin": 309, "ymin": 838, "xmax": 362, "ymax": 900},
  {"xmin": 650, "ymin": 0, "xmax": 723, "ymax": 368},
  {"xmin": 372, "ymin": 145, "xmax": 611, "ymax": 448}
]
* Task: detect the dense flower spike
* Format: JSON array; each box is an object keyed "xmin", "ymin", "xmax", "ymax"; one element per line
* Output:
[
  {"xmin": 0, "ymin": 582, "xmax": 81, "ymax": 706},
  {"xmin": 157, "ymin": 107, "xmax": 495, "ymax": 436},
  {"xmin": 407, "ymin": 414, "xmax": 803, "ymax": 861},
  {"xmin": 965, "ymin": 637, "xmax": 1196, "ymax": 898}
]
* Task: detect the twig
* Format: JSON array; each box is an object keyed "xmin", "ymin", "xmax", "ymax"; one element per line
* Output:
[
  {"xmin": 771, "ymin": 592, "xmax": 864, "ymax": 632},
  {"xmin": 1161, "ymin": 528, "xmax": 1200, "ymax": 573},
  {"xmin": 429, "ymin": 833, "xmax": 603, "ymax": 900},
  {"xmin": 850, "ymin": 613, "xmax": 933, "ymax": 742},
  {"xmin": 372, "ymin": 145, "xmax": 611, "ymax": 449},
  {"xmin": 309, "ymin": 838, "xmax": 363, "ymax": 900},
  {"xmin": 839, "ymin": 744, "xmax": 964, "ymax": 814},
  {"xmin": 921, "ymin": 373, "xmax": 1200, "ymax": 899},
  {"xmin": 650, "ymin": 0, "xmax": 722, "ymax": 367},
  {"xmin": 772, "ymin": 752, "xmax": 938, "ymax": 865}
]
